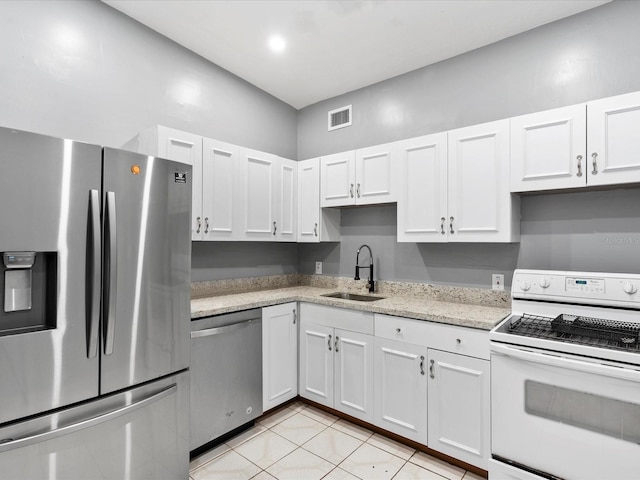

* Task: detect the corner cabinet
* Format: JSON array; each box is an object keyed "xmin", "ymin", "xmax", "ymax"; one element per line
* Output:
[
  {"xmin": 320, "ymin": 142, "xmax": 398, "ymax": 207},
  {"xmin": 398, "ymin": 121, "xmax": 520, "ymax": 243},
  {"xmin": 298, "ymin": 304, "xmax": 374, "ymax": 423},
  {"xmin": 262, "ymin": 303, "xmax": 298, "ymax": 411},
  {"xmin": 511, "ymin": 91, "xmax": 640, "ymax": 192},
  {"xmin": 297, "ymin": 158, "xmax": 341, "ymax": 243}
]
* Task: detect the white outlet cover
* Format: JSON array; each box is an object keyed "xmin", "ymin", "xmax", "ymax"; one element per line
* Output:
[
  {"xmin": 492, "ymin": 274, "xmax": 504, "ymax": 291},
  {"xmin": 315, "ymin": 261, "xmax": 322, "ymax": 274}
]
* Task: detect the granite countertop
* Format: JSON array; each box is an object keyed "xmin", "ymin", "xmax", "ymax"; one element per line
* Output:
[{"xmin": 191, "ymin": 283, "xmax": 510, "ymax": 331}]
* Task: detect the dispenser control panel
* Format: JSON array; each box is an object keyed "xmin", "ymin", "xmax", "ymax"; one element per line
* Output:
[{"xmin": 3, "ymin": 252, "xmax": 36, "ymax": 269}]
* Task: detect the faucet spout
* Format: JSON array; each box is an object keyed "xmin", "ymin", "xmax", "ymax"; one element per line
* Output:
[{"xmin": 355, "ymin": 244, "xmax": 375, "ymax": 292}]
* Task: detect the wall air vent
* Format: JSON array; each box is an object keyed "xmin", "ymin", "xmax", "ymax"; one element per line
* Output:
[{"xmin": 328, "ymin": 105, "xmax": 352, "ymax": 131}]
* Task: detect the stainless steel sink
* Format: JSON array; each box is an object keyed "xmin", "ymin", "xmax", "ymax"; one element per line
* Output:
[{"xmin": 322, "ymin": 292, "xmax": 384, "ymax": 302}]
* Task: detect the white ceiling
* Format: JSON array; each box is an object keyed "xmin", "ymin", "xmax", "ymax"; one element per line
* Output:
[{"xmin": 103, "ymin": 0, "xmax": 610, "ymax": 109}]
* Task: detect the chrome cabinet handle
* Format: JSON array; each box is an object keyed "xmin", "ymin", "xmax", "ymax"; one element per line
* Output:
[
  {"xmin": 350, "ymin": 184, "xmax": 354, "ymax": 198},
  {"xmin": 328, "ymin": 334, "xmax": 332, "ymax": 351},
  {"xmin": 592, "ymin": 152, "xmax": 598, "ymax": 175},
  {"xmin": 335, "ymin": 336, "xmax": 339, "ymax": 352},
  {"xmin": 576, "ymin": 155, "xmax": 583, "ymax": 177},
  {"xmin": 204, "ymin": 217, "xmax": 209, "ymax": 234},
  {"xmin": 420, "ymin": 356, "xmax": 425, "ymax": 375},
  {"xmin": 314, "ymin": 223, "xmax": 318, "ymax": 237},
  {"xmin": 440, "ymin": 217, "xmax": 446, "ymax": 235},
  {"xmin": 273, "ymin": 221, "xmax": 277, "ymax": 235},
  {"xmin": 357, "ymin": 183, "xmax": 361, "ymax": 198},
  {"xmin": 196, "ymin": 216, "xmax": 201, "ymax": 234},
  {"xmin": 429, "ymin": 359, "xmax": 435, "ymax": 379},
  {"xmin": 449, "ymin": 216, "xmax": 455, "ymax": 235},
  {"xmin": 293, "ymin": 309, "xmax": 297, "ymax": 324}
]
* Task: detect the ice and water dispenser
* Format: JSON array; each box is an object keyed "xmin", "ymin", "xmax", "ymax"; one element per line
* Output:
[{"xmin": 1, "ymin": 251, "xmax": 56, "ymax": 335}]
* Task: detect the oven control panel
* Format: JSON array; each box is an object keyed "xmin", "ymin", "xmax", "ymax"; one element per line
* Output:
[{"xmin": 512, "ymin": 269, "xmax": 640, "ymax": 307}]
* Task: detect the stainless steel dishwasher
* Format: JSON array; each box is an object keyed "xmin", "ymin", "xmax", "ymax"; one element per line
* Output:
[{"xmin": 190, "ymin": 308, "xmax": 262, "ymax": 453}]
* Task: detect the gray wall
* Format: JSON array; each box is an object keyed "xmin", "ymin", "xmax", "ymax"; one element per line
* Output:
[
  {"xmin": 0, "ymin": 0, "xmax": 299, "ymax": 282},
  {"xmin": 297, "ymin": 1, "xmax": 640, "ymax": 288}
]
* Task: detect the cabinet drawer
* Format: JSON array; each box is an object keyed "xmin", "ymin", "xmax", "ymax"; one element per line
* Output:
[
  {"xmin": 427, "ymin": 322, "xmax": 489, "ymax": 360},
  {"xmin": 300, "ymin": 303, "xmax": 374, "ymax": 335},
  {"xmin": 375, "ymin": 314, "xmax": 431, "ymax": 344},
  {"xmin": 375, "ymin": 314, "xmax": 489, "ymax": 360}
]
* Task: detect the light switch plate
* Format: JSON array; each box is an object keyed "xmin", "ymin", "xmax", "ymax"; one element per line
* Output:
[
  {"xmin": 315, "ymin": 261, "xmax": 323, "ymax": 274},
  {"xmin": 492, "ymin": 274, "xmax": 504, "ymax": 291}
]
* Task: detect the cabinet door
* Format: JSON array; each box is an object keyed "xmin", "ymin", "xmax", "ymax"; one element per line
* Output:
[
  {"xmin": 397, "ymin": 133, "xmax": 448, "ymax": 242},
  {"xmin": 241, "ymin": 148, "xmax": 276, "ymax": 240},
  {"xmin": 587, "ymin": 91, "xmax": 640, "ymax": 186},
  {"xmin": 427, "ymin": 349, "xmax": 490, "ymax": 470},
  {"xmin": 355, "ymin": 142, "xmax": 398, "ymax": 205},
  {"xmin": 374, "ymin": 337, "xmax": 428, "ymax": 444},
  {"xmin": 298, "ymin": 158, "xmax": 321, "ymax": 242},
  {"xmin": 201, "ymin": 138, "xmax": 240, "ymax": 241},
  {"xmin": 510, "ymin": 104, "xmax": 587, "ymax": 192},
  {"xmin": 334, "ymin": 329, "xmax": 374, "ymax": 423},
  {"xmin": 448, "ymin": 119, "xmax": 518, "ymax": 242},
  {"xmin": 156, "ymin": 126, "xmax": 203, "ymax": 240},
  {"xmin": 299, "ymin": 323, "xmax": 334, "ymax": 408},
  {"xmin": 263, "ymin": 303, "xmax": 298, "ymax": 411},
  {"xmin": 275, "ymin": 157, "xmax": 297, "ymax": 241},
  {"xmin": 321, "ymin": 151, "xmax": 356, "ymax": 207}
]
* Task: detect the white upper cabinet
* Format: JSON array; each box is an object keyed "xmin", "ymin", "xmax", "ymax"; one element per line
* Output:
[
  {"xmin": 510, "ymin": 104, "xmax": 587, "ymax": 192},
  {"xmin": 511, "ymin": 91, "xmax": 640, "ymax": 192},
  {"xmin": 448, "ymin": 119, "xmax": 519, "ymax": 243},
  {"xmin": 397, "ymin": 133, "xmax": 448, "ymax": 242},
  {"xmin": 201, "ymin": 138, "xmax": 242, "ymax": 241},
  {"xmin": 355, "ymin": 142, "xmax": 398, "ymax": 205},
  {"xmin": 587, "ymin": 91, "xmax": 640, "ymax": 186},
  {"xmin": 123, "ymin": 126, "xmax": 203, "ymax": 240},
  {"xmin": 297, "ymin": 158, "xmax": 341, "ymax": 243},
  {"xmin": 321, "ymin": 142, "xmax": 398, "ymax": 207},
  {"xmin": 240, "ymin": 149, "xmax": 297, "ymax": 241},
  {"xmin": 321, "ymin": 150, "xmax": 356, "ymax": 207}
]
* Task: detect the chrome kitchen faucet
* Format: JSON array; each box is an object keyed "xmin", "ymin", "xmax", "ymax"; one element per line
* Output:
[{"xmin": 354, "ymin": 244, "xmax": 375, "ymax": 293}]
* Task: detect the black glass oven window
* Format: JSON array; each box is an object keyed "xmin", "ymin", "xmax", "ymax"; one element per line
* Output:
[{"xmin": 525, "ymin": 380, "xmax": 640, "ymax": 444}]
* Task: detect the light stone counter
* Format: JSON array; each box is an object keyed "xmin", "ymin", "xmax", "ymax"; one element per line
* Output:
[{"xmin": 191, "ymin": 277, "xmax": 510, "ymax": 330}]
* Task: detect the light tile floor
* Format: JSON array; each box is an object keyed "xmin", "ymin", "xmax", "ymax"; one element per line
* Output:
[{"xmin": 190, "ymin": 401, "xmax": 485, "ymax": 480}]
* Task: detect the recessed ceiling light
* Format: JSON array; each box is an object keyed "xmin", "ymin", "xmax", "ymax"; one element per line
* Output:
[{"xmin": 268, "ymin": 35, "xmax": 286, "ymax": 53}]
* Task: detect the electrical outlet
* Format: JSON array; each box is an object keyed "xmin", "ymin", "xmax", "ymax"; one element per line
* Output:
[
  {"xmin": 492, "ymin": 274, "xmax": 504, "ymax": 291},
  {"xmin": 315, "ymin": 261, "xmax": 323, "ymax": 275}
]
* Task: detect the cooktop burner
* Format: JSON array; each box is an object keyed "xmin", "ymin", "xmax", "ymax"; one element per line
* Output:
[{"xmin": 507, "ymin": 313, "xmax": 640, "ymax": 353}]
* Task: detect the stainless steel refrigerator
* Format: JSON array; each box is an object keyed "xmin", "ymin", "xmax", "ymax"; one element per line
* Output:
[{"xmin": 0, "ymin": 127, "xmax": 192, "ymax": 479}]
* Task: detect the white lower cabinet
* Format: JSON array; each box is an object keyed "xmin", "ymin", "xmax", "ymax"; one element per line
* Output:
[
  {"xmin": 427, "ymin": 349, "xmax": 490, "ymax": 470},
  {"xmin": 373, "ymin": 313, "xmax": 490, "ymax": 470},
  {"xmin": 373, "ymin": 337, "xmax": 428, "ymax": 444},
  {"xmin": 262, "ymin": 303, "xmax": 298, "ymax": 411},
  {"xmin": 299, "ymin": 304, "xmax": 374, "ymax": 423}
]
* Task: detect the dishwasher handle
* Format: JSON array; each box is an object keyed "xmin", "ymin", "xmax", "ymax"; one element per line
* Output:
[{"xmin": 191, "ymin": 318, "xmax": 259, "ymax": 339}]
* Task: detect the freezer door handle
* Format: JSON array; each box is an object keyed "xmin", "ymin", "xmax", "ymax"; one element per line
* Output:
[
  {"xmin": 0, "ymin": 383, "xmax": 177, "ymax": 453},
  {"xmin": 87, "ymin": 189, "xmax": 101, "ymax": 358},
  {"xmin": 103, "ymin": 191, "xmax": 117, "ymax": 356}
]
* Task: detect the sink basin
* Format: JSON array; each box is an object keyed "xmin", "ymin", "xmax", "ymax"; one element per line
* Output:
[{"xmin": 322, "ymin": 292, "xmax": 384, "ymax": 302}]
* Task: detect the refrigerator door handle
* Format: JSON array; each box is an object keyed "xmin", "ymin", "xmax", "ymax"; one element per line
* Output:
[
  {"xmin": 0, "ymin": 383, "xmax": 177, "ymax": 453},
  {"xmin": 104, "ymin": 191, "xmax": 117, "ymax": 356},
  {"xmin": 87, "ymin": 189, "xmax": 101, "ymax": 359}
]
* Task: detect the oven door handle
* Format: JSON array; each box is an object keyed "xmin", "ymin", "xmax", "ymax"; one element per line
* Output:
[{"xmin": 491, "ymin": 343, "xmax": 640, "ymax": 383}]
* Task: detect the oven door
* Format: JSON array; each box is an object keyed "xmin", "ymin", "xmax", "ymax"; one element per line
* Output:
[{"xmin": 491, "ymin": 343, "xmax": 640, "ymax": 480}]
